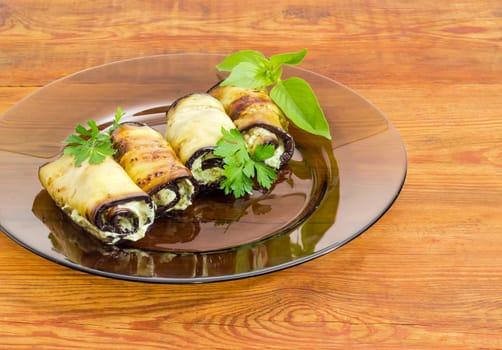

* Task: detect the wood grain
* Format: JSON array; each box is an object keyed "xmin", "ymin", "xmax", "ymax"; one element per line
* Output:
[{"xmin": 1, "ymin": 1, "xmax": 501, "ymax": 349}]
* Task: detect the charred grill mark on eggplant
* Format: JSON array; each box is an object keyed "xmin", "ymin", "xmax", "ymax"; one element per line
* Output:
[{"xmin": 111, "ymin": 122, "xmax": 198, "ymax": 216}]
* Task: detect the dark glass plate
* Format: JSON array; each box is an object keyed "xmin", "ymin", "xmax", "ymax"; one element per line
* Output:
[{"xmin": 0, "ymin": 54, "xmax": 407, "ymax": 283}]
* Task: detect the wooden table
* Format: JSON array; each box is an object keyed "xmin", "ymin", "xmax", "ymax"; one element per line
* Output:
[{"xmin": 1, "ymin": 1, "xmax": 501, "ymax": 348}]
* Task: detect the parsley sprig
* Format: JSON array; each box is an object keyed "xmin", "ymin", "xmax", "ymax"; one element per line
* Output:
[
  {"xmin": 63, "ymin": 107, "xmax": 125, "ymax": 166},
  {"xmin": 216, "ymin": 48, "xmax": 331, "ymax": 140},
  {"xmin": 214, "ymin": 128, "xmax": 278, "ymax": 198}
]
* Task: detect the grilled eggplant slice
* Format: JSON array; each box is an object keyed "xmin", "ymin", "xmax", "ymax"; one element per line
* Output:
[
  {"xmin": 38, "ymin": 154, "xmax": 155, "ymax": 244},
  {"xmin": 111, "ymin": 122, "xmax": 197, "ymax": 216},
  {"xmin": 208, "ymin": 83, "xmax": 295, "ymax": 169},
  {"xmin": 166, "ymin": 93, "xmax": 236, "ymax": 188}
]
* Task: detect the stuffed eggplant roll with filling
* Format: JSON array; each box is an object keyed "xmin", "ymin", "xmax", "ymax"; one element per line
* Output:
[
  {"xmin": 166, "ymin": 93, "xmax": 236, "ymax": 188},
  {"xmin": 208, "ymin": 83, "xmax": 294, "ymax": 169},
  {"xmin": 38, "ymin": 154, "xmax": 155, "ymax": 245},
  {"xmin": 111, "ymin": 122, "xmax": 197, "ymax": 215}
]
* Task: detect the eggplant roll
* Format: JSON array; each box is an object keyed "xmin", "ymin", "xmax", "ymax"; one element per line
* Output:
[
  {"xmin": 111, "ymin": 122, "xmax": 197, "ymax": 215},
  {"xmin": 165, "ymin": 93, "xmax": 236, "ymax": 188},
  {"xmin": 208, "ymin": 84, "xmax": 295, "ymax": 169},
  {"xmin": 38, "ymin": 154, "xmax": 155, "ymax": 244}
]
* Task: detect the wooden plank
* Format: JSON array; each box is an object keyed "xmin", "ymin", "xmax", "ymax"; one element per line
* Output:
[{"xmin": 1, "ymin": 0, "xmax": 501, "ymax": 348}]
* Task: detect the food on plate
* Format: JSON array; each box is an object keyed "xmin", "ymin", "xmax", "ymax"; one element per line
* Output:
[
  {"xmin": 165, "ymin": 93, "xmax": 236, "ymax": 188},
  {"xmin": 111, "ymin": 122, "xmax": 198, "ymax": 215},
  {"xmin": 215, "ymin": 48, "xmax": 331, "ymax": 140},
  {"xmin": 208, "ymin": 83, "xmax": 294, "ymax": 169},
  {"xmin": 38, "ymin": 153, "xmax": 155, "ymax": 244},
  {"xmin": 213, "ymin": 127, "xmax": 278, "ymax": 198},
  {"xmin": 35, "ymin": 49, "xmax": 330, "ymax": 248}
]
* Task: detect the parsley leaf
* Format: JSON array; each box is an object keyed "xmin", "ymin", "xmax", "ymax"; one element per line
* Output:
[
  {"xmin": 216, "ymin": 48, "xmax": 331, "ymax": 140},
  {"xmin": 251, "ymin": 143, "xmax": 275, "ymax": 162},
  {"xmin": 214, "ymin": 128, "xmax": 278, "ymax": 198},
  {"xmin": 63, "ymin": 106, "xmax": 125, "ymax": 166},
  {"xmin": 110, "ymin": 106, "xmax": 125, "ymax": 133},
  {"xmin": 254, "ymin": 161, "xmax": 277, "ymax": 189}
]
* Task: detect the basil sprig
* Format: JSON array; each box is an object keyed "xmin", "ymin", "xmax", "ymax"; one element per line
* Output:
[{"xmin": 216, "ymin": 49, "xmax": 331, "ymax": 140}]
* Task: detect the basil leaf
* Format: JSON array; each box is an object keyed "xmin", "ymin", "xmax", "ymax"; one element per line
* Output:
[
  {"xmin": 269, "ymin": 48, "xmax": 307, "ymax": 67},
  {"xmin": 216, "ymin": 49, "xmax": 331, "ymax": 141},
  {"xmin": 265, "ymin": 65, "xmax": 282, "ymax": 86},
  {"xmin": 270, "ymin": 77, "xmax": 331, "ymax": 140},
  {"xmin": 220, "ymin": 62, "xmax": 270, "ymax": 89},
  {"xmin": 216, "ymin": 50, "xmax": 268, "ymax": 72}
]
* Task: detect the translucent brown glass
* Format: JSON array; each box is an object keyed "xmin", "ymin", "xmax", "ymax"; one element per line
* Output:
[{"xmin": 0, "ymin": 54, "xmax": 407, "ymax": 283}]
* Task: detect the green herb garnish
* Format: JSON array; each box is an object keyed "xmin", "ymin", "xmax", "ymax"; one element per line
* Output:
[
  {"xmin": 109, "ymin": 106, "xmax": 125, "ymax": 134},
  {"xmin": 214, "ymin": 128, "xmax": 278, "ymax": 198},
  {"xmin": 216, "ymin": 49, "xmax": 331, "ymax": 140},
  {"xmin": 63, "ymin": 107, "xmax": 125, "ymax": 166}
]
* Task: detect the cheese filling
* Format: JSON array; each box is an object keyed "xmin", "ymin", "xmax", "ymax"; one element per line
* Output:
[
  {"xmin": 151, "ymin": 178, "xmax": 195, "ymax": 212},
  {"xmin": 151, "ymin": 188, "xmax": 177, "ymax": 210},
  {"xmin": 242, "ymin": 127, "xmax": 285, "ymax": 169},
  {"xmin": 64, "ymin": 200, "xmax": 155, "ymax": 244},
  {"xmin": 173, "ymin": 178, "xmax": 195, "ymax": 210},
  {"xmin": 191, "ymin": 152, "xmax": 225, "ymax": 186}
]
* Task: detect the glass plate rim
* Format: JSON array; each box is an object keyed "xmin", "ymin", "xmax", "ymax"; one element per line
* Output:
[{"xmin": 0, "ymin": 53, "xmax": 408, "ymax": 283}]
